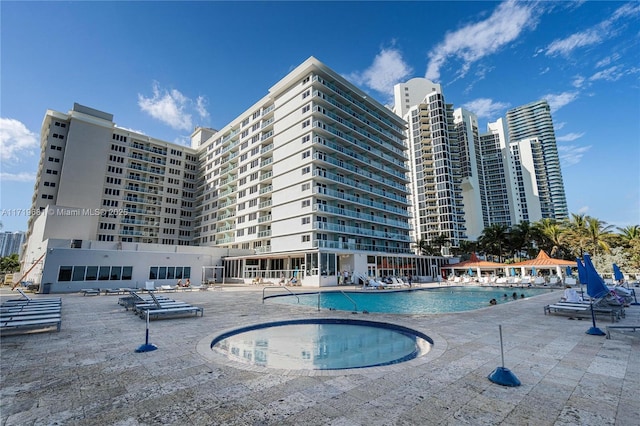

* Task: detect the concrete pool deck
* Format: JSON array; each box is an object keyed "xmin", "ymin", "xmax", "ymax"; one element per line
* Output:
[{"xmin": 1, "ymin": 284, "xmax": 638, "ymax": 425}]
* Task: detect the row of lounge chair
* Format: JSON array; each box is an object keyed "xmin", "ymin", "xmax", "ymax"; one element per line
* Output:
[
  {"xmin": 156, "ymin": 284, "xmax": 207, "ymax": 292},
  {"xmin": 363, "ymin": 277, "xmax": 410, "ymax": 290},
  {"xmin": 81, "ymin": 285, "xmax": 208, "ymax": 297},
  {"xmin": 118, "ymin": 291, "xmax": 203, "ymax": 320},
  {"xmin": 544, "ymin": 295, "xmax": 626, "ymax": 323},
  {"xmin": 1, "ymin": 289, "xmax": 62, "ymax": 334}
]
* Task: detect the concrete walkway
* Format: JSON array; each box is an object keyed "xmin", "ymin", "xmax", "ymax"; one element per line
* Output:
[{"xmin": 1, "ymin": 285, "xmax": 638, "ymax": 425}]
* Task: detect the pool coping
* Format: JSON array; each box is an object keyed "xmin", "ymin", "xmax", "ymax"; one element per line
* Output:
[{"xmin": 196, "ymin": 315, "xmax": 447, "ymax": 376}]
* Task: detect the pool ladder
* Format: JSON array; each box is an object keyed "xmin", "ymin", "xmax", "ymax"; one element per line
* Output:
[
  {"xmin": 262, "ymin": 286, "xmax": 299, "ymax": 304},
  {"xmin": 319, "ymin": 290, "xmax": 358, "ymax": 313},
  {"xmin": 262, "ymin": 287, "xmax": 358, "ymax": 314}
]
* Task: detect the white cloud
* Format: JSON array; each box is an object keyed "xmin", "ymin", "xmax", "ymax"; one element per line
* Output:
[
  {"xmin": 0, "ymin": 171, "xmax": 36, "ymax": 182},
  {"xmin": 545, "ymin": 30, "xmax": 602, "ymax": 57},
  {"xmin": 571, "ymin": 75, "xmax": 586, "ymax": 88},
  {"xmin": 138, "ymin": 81, "xmax": 210, "ymax": 131},
  {"xmin": 173, "ymin": 136, "xmax": 191, "ymax": 147},
  {"xmin": 195, "ymin": 96, "xmax": 209, "ymax": 120},
  {"xmin": 611, "ymin": 2, "xmax": 640, "ymax": 20},
  {"xmin": 554, "ymin": 121, "xmax": 566, "ymax": 131},
  {"xmin": 0, "ymin": 118, "xmax": 39, "ymax": 162},
  {"xmin": 425, "ymin": 1, "xmax": 537, "ymax": 81},
  {"xmin": 589, "ymin": 65, "xmax": 625, "ymax": 82},
  {"xmin": 595, "ymin": 53, "xmax": 621, "ymax": 68},
  {"xmin": 348, "ymin": 48, "xmax": 413, "ymax": 99},
  {"xmin": 461, "ymin": 98, "xmax": 510, "ymax": 119},
  {"xmin": 556, "ymin": 132, "xmax": 585, "ymax": 142},
  {"xmin": 541, "ymin": 91, "xmax": 579, "ymax": 112},
  {"xmin": 545, "ymin": 3, "xmax": 640, "ymax": 57},
  {"xmin": 463, "ymin": 64, "xmax": 496, "ymax": 93},
  {"xmin": 577, "ymin": 205, "xmax": 590, "ymax": 215},
  {"xmin": 557, "ymin": 143, "xmax": 591, "ymax": 167}
]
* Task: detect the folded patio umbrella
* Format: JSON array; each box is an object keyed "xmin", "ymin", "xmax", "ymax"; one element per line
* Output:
[
  {"xmin": 583, "ymin": 254, "xmax": 609, "ymax": 299},
  {"xmin": 613, "ymin": 263, "xmax": 624, "ymax": 282}
]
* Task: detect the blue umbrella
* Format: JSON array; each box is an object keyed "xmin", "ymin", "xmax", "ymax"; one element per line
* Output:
[
  {"xmin": 612, "ymin": 264, "xmax": 624, "ymax": 282},
  {"xmin": 468, "ymin": 268, "xmax": 473, "ymax": 276},
  {"xmin": 565, "ymin": 266, "xmax": 572, "ymax": 277},
  {"xmin": 510, "ymin": 267, "xmax": 516, "ymax": 277},
  {"xmin": 531, "ymin": 266, "xmax": 536, "ymax": 276},
  {"xmin": 582, "ymin": 254, "xmax": 609, "ymax": 336},
  {"xmin": 583, "ymin": 254, "xmax": 609, "ymax": 299},
  {"xmin": 576, "ymin": 258, "xmax": 587, "ymax": 285}
]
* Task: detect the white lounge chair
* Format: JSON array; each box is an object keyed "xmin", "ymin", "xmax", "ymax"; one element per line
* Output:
[
  {"xmin": 1, "ymin": 290, "xmax": 62, "ymax": 334},
  {"xmin": 139, "ymin": 292, "xmax": 203, "ymax": 320},
  {"xmin": 364, "ymin": 279, "xmax": 384, "ymax": 290}
]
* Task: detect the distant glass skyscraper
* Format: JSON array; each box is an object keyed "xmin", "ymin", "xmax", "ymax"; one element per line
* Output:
[
  {"xmin": 0, "ymin": 231, "xmax": 25, "ymax": 257},
  {"xmin": 506, "ymin": 100, "xmax": 568, "ymax": 220}
]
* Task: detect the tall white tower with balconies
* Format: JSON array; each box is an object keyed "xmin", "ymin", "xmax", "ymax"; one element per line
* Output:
[
  {"xmin": 393, "ymin": 78, "xmax": 466, "ymax": 255},
  {"xmin": 195, "ymin": 57, "xmax": 412, "ymax": 270}
]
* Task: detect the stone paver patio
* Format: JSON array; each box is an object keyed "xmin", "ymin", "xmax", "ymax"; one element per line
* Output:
[{"xmin": 1, "ymin": 285, "xmax": 638, "ymax": 425}]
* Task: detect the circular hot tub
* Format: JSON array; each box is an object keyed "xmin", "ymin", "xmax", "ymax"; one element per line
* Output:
[{"xmin": 210, "ymin": 318, "xmax": 433, "ymax": 370}]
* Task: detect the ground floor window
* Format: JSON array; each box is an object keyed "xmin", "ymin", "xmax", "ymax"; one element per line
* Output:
[
  {"xmin": 148, "ymin": 266, "xmax": 191, "ymax": 280},
  {"xmin": 319, "ymin": 252, "xmax": 335, "ymax": 276},
  {"xmin": 57, "ymin": 265, "xmax": 133, "ymax": 282}
]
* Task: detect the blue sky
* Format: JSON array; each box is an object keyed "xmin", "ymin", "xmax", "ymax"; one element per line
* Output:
[{"xmin": 1, "ymin": 1, "xmax": 639, "ymax": 234}]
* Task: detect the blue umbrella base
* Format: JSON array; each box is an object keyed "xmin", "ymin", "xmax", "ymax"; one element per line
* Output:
[
  {"xmin": 586, "ymin": 327, "xmax": 606, "ymax": 336},
  {"xmin": 135, "ymin": 343, "xmax": 158, "ymax": 353},
  {"xmin": 488, "ymin": 367, "xmax": 521, "ymax": 387}
]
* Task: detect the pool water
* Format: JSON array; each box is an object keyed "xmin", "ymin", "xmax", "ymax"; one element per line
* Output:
[
  {"xmin": 268, "ymin": 286, "xmax": 554, "ymax": 314},
  {"xmin": 211, "ymin": 319, "xmax": 432, "ymax": 370}
]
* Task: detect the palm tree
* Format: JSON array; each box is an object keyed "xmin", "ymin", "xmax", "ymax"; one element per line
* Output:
[
  {"xmin": 478, "ymin": 224, "xmax": 509, "ymax": 262},
  {"xmin": 617, "ymin": 225, "xmax": 640, "ymax": 269},
  {"xmin": 617, "ymin": 225, "xmax": 640, "ymax": 244},
  {"xmin": 584, "ymin": 216, "xmax": 613, "ymax": 256},
  {"xmin": 452, "ymin": 240, "xmax": 477, "ymax": 260},
  {"xmin": 533, "ymin": 218, "xmax": 567, "ymax": 259},
  {"xmin": 0, "ymin": 254, "xmax": 20, "ymax": 273},
  {"xmin": 509, "ymin": 221, "xmax": 535, "ymax": 261},
  {"xmin": 413, "ymin": 239, "xmax": 431, "ymax": 256},
  {"xmin": 431, "ymin": 233, "xmax": 450, "ymax": 256},
  {"xmin": 562, "ymin": 213, "xmax": 590, "ymax": 258}
]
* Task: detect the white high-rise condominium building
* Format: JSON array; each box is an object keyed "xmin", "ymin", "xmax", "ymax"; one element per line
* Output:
[
  {"xmin": 393, "ymin": 83, "xmax": 568, "ymax": 247},
  {"xmin": 393, "ymin": 78, "xmax": 466, "ymax": 255},
  {"xmin": 26, "ymin": 103, "xmax": 199, "ymax": 247},
  {"xmin": 455, "ymin": 100, "xmax": 567, "ymax": 237},
  {"xmin": 453, "ymin": 108, "xmax": 483, "ymax": 240},
  {"xmin": 477, "ymin": 118, "xmax": 515, "ymax": 229},
  {"xmin": 22, "ymin": 58, "xmax": 448, "ymax": 291},
  {"xmin": 195, "ymin": 57, "xmax": 439, "ymax": 283},
  {"xmin": 506, "ymin": 137, "xmax": 546, "ymax": 223},
  {"xmin": 454, "ymin": 111, "xmax": 514, "ymax": 240},
  {"xmin": 506, "ymin": 100, "xmax": 568, "ymax": 220}
]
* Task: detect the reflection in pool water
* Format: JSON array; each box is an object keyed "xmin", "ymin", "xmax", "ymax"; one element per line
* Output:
[
  {"xmin": 211, "ymin": 319, "xmax": 432, "ymax": 370},
  {"xmin": 268, "ymin": 286, "xmax": 553, "ymax": 314}
]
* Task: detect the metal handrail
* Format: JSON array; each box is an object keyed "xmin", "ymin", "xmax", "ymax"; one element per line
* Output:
[
  {"xmin": 316, "ymin": 290, "xmax": 358, "ymax": 313},
  {"xmin": 338, "ymin": 290, "xmax": 358, "ymax": 312},
  {"xmin": 262, "ymin": 286, "xmax": 299, "ymax": 304}
]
